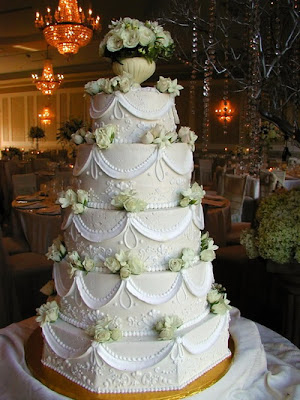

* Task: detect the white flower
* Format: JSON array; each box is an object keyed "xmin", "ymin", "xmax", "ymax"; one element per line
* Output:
[
  {"xmin": 168, "ymin": 258, "xmax": 184, "ymax": 272},
  {"xmin": 120, "ymin": 266, "xmax": 131, "ymax": 279},
  {"xmin": 167, "ymin": 78, "xmax": 184, "ymax": 97},
  {"xmin": 72, "ymin": 202, "xmax": 85, "ymax": 214},
  {"xmin": 36, "ymin": 301, "xmax": 59, "ymax": 326},
  {"xmin": 207, "ymin": 289, "xmax": 223, "ymax": 304},
  {"xmin": 141, "ymin": 131, "xmax": 155, "ymax": 144},
  {"xmin": 71, "ymin": 133, "xmax": 84, "ymax": 145},
  {"xmin": 77, "ymin": 189, "xmax": 88, "ymax": 205},
  {"xmin": 127, "ymin": 254, "xmax": 145, "ymax": 274},
  {"xmin": 83, "ymin": 257, "xmax": 95, "ymax": 272},
  {"xmin": 155, "ymin": 315, "xmax": 182, "ymax": 340},
  {"xmin": 156, "ymin": 76, "xmax": 171, "ymax": 93},
  {"xmin": 122, "ymin": 30, "xmax": 140, "ymax": 48},
  {"xmin": 181, "ymin": 248, "xmax": 196, "ymax": 268},
  {"xmin": 180, "ymin": 182, "xmax": 205, "ymax": 207},
  {"xmin": 211, "ymin": 296, "xmax": 231, "ymax": 315},
  {"xmin": 58, "ymin": 188, "xmax": 76, "ymax": 208},
  {"xmin": 84, "ymin": 80, "xmax": 100, "ymax": 95},
  {"xmin": 104, "ymin": 256, "xmax": 121, "ymax": 273},
  {"xmin": 157, "ymin": 30, "xmax": 173, "ymax": 47},
  {"xmin": 178, "ymin": 126, "xmax": 198, "ymax": 151},
  {"xmin": 94, "ymin": 124, "xmax": 117, "ymax": 149},
  {"xmin": 139, "ymin": 25, "xmax": 156, "ymax": 46},
  {"xmin": 68, "ymin": 251, "xmax": 81, "ymax": 265},
  {"xmin": 106, "ymin": 33, "xmax": 124, "ymax": 52},
  {"xmin": 46, "ymin": 235, "xmax": 66, "ymax": 261},
  {"xmin": 123, "ymin": 197, "xmax": 147, "ymax": 212},
  {"xmin": 200, "ymin": 249, "xmax": 216, "ymax": 262},
  {"xmin": 118, "ymin": 72, "xmax": 134, "ymax": 93}
]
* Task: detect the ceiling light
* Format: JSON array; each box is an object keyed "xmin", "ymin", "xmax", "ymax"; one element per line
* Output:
[{"xmin": 32, "ymin": 58, "xmax": 64, "ymax": 95}]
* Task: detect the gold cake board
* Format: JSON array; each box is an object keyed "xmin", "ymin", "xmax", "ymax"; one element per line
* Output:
[{"xmin": 25, "ymin": 328, "xmax": 233, "ymax": 400}]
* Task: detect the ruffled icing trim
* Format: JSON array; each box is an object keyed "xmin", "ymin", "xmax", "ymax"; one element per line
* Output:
[
  {"xmin": 73, "ymin": 143, "xmax": 193, "ymax": 181},
  {"xmin": 61, "ymin": 205, "xmax": 203, "ymax": 245},
  {"xmin": 90, "ymin": 88, "xmax": 175, "ymax": 121},
  {"xmin": 54, "ymin": 261, "xmax": 213, "ymax": 309},
  {"xmin": 42, "ymin": 312, "xmax": 230, "ymax": 372}
]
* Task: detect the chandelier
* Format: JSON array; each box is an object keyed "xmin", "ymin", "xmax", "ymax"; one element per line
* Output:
[
  {"xmin": 35, "ymin": 0, "xmax": 100, "ymax": 56},
  {"xmin": 39, "ymin": 106, "xmax": 54, "ymax": 125},
  {"xmin": 215, "ymin": 99, "xmax": 234, "ymax": 123},
  {"xmin": 32, "ymin": 59, "xmax": 64, "ymax": 95}
]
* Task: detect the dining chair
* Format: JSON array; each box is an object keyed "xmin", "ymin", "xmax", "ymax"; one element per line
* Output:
[
  {"xmin": 199, "ymin": 159, "xmax": 213, "ymax": 187},
  {"xmin": 12, "ymin": 173, "xmax": 37, "ymax": 197},
  {"xmin": 259, "ymin": 170, "xmax": 278, "ymax": 198},
  {"xmin": 0, "ymin": 227, "xmax": 53, "ymax": 323},
  {"xmin": 223, "ymin": 174, "xmax": 248, "ymax": 223},
  {"xmin": 31, "ymin": 158, "xmax": 50, "ymax": 172}
]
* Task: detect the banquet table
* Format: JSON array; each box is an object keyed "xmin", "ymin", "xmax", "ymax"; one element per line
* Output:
[
  {"xmin": 284, "ymin": 177, "xmax": 300, "ymax": 190},
  {"xmin": 203, "ymin": 196, "xmax": 231, "ymax": 247},
  {"xmin": 0, "ymin": 308, "xmax": 299, "ymax": 400},
  {"xmin": 12, "ymin": 196, "xmax": 62, "ymax": 254}
]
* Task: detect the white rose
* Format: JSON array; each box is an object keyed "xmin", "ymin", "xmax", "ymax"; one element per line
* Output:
[
  {"xmin": 127, "ymin": 255, "xmax": 144, "ymax": 274},
  {"xmin": 46, "ymin": 244, "xmax": 61, "ymax": 262},
  {"xmin": 200, "ymin": 249, "xmax": 216, "ymax": 262},
  {"xmin": 142, "ymin": 132, "xmax": 154, "ymax": 144},
  {"xmin": 102, "ymin": 79, "xmax": 113, "ymax": 94},
  {"xmin": 83, "ymin": 258, "xmax": 95, "ymax": 272},
  {"xmin": 181, "ymin": 248, "xmax": 196, "ymax": 267},
  {"xmin": 72, "ymin": 202, "xmax": 85, "ymax": 214},
  {"xmin": 71, "ymin": 133, "xmax": 84, "ymax": 145},
  {"xmin": 77, "ymin": 189, "xmax": 88, "ymax": 205},
  {"xmin": 168, "ymin": 258, "xmax": 184, "ymax": 272},
  {"xmin": 158, "ymin": 327, "xmax": 175, "ymax": 340},
  {"xmin": 122, "ymin": 30, "xmax": 139, "ymax": 48},
  {"xmin": 123, "ymin": 197, "xmax": 147, "ymax": 212},
  {"xmin": 156, "ymin": 76, "xmax": 171, "ymax": 93},
  {"xmin": 211, "ymin": 297, "xmax": 231, "ymax": 315},
  {"xmin": 118, "ymin": 74, "xmax": 132, "ymax": 93},
  {"xmin": 94, "ymin": 328, "xmax": 111, "ymax": 342},
  {"xmin": 120, "ymin": 266, "xmax": 131, "ymax": 279},
  {"xmin": 68, "ymin": 251, "xmax": 80, "ymax": 263},
  {"xmin": 106, "ymin": 33, "xmax": 123, "ymax": 52},
  {"xmin": 96, "ymin": 78, "xmax": 108, "ymax": 92},
  {"xmin": 84, "ymin": 80, "xmax": 100, "ymax": 95},
  {"xmin": 104, "ymin": 256, "xmax": 121, "ymax": 273},
  {"xmin": 139, "ymin": 25, "xmax": 156, "ymax": 46},
  {"xmin": 207, "ymin": 289, "xmax": 222, "ymax": 304}
]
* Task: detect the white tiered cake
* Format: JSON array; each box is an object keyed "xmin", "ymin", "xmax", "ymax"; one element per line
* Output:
[{"xmin": 36, "ymin": 18, "xmax": 231, "ymax": 397}]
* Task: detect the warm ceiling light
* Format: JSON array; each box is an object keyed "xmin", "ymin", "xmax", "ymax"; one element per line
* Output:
[
  {"xmin": 39, "ymin": 106, "xmax": 54, "ymax": 125},
  {"xmin": 32, "ymin": 59, "xmax": 64, "ymax": 95},
  {"xmin": 215, "ymin": 99, "xmax": 234, "ymax": 123},
  {"xmin": 35, "ymin": 0, "xmax": 101, "ymax": 56}
]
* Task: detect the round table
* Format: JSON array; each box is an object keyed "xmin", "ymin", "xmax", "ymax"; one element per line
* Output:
[
  {"xmin": 203, "ymin": 197, "xmax": 231, "ymax": 247},
  {"xmin": 0, "ymin": 308, "xmax": 299, "ymax": 400},
  {"xmin": 12, "ymin": 198, "xmax": 62, "ymax": 254}
]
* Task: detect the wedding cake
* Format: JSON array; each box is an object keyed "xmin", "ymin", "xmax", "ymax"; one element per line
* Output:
[{"xmin": 36, "ymin": 18, "xmax": 232, "ymax": 396}]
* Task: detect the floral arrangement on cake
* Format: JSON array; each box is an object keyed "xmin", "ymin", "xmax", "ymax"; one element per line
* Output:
[
  {"xmin": 155, "ymin": 76, "xmax": 183, "ymax": 97},
  {"xmin": 104, "ymin": 250, "xmax": 145, "ymax": 279},
  {"xmin": 141, "ymin": 124, "xmax": 197, "ymax": 150},
  {"xmin": 207, "ymin": 284, "xmax": 231, "ymax": 315},
  {"xmin": 46, "ymin": 235, "xmax": 67, "ymax": 262},
  {"xmin": 86, "ymin": 317, "xmax": 122, "ymax": 343},
  {"xmin": 58, "ymin": 189, "xmax": 89, "ymax": 214},
  {"xmin": 111, "ymin": 189, "xmax": 147, "ymax": 212},
  {"xmin": 168, "ymin": 248, "xmax": 198, "ymax": 272},
  {"xmin": 67, "ymin": 251, "xmax": 95, "ymax": 277},
  {"xmin": 99, "ymin": 18, "xmax": 174, "ymax": 63},
  {"xmin": 200, "ymin": 232, "xmax": 219, "ymax": 262},
  {"xmin": 36, "ymin": 301, "xmax": 59, "ymax": 326},
  {"xmin": 84, "ymin": 72, "xmax": 139, "ymax": 96},
  {"xmin": 240, "ymin": 189, "xmax": 300, "ymax": 264},
  {"xmin": 155, "ymin": 315, "xmax": 183, "ymax": 340},
  {"xmin": 179, "ymin": 182, "xmax": 205, "ymax": 207}
]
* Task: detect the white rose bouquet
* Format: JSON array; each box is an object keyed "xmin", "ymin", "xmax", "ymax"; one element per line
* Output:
[
  {"xmin": 200, "ymin": 232, "xmax": 219, "ymax": 262},
  {"xmin": 156, "ymin": 76, "xmax": 183, "ymax": 97},
  {"xmin": 179, "ymin": 182, "xmax": 206, "ymax": 207},
  {"xmin": 155, "ymin": 315, "xmax": 183, "ymax": 340},
  {"xmin": 94, "ymin": 124, "xmax": 118, "ymax": 149},
  {"xmin": 104, "ymin": 250, "xmax": 145, "ymax": 279},
  {"xmin": 99, "ymin": 18, "xmax": 174, "ymax": 63},
  {"xmin": 84, "ymin": 72, "xmax": 139, "ymax": 96},
  {"xmin": 141, "ymin": 124, "xmax": 177, "ymax": 148},
  {"xmin": 207, "ymin": 283, "xmax": 231, "ymax": 315},
  {"xmin": 86, "ymin": 316, "xmax": 122, "ymax": 343},
  {"xmin": 58, "ymin": 188, "xmax": 89, "ymax": 215},
  {"xmin": 67, "ymin": 251, "xmax": 95, "ymax": 277},
  {"xmin": 168, "ymin": 248, "xmax": 199, "ymax": 272},
  {"xmin": 36, "ymin": 300, "xmax": 59, "ymax": 326},
  {"xmin": 111, "ymin": 189, "xmax": 147, "ymax": 212}
]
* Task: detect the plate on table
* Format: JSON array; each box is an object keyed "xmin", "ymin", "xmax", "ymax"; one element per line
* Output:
[
  {"xmin": 14, "ymin": 201, "xmax": 45, "ymax": 209},
  {"xmin": 16, "ymin": 194, "xmax": 44, "ymax": 202}
]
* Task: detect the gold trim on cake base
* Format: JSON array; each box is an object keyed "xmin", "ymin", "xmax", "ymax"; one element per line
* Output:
[{"xmin": 25, "ymin": 328, "xmax": 233, "ymax": 400}]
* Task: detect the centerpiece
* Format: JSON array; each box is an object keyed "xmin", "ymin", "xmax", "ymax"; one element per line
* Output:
[
  {"xmin": 99, "ymin": 18, "xmax": 175, "ymax": 83},
  {"xmin": 29, "ymin": 126, "xmax": 45, "ymax": 151}
]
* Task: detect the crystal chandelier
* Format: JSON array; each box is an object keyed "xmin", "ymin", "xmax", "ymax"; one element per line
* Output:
[
  {"xmin": 32, "ymin": 59, "xmax": 64, "ymax": 95},
  {"xmin": 39, "ymin": 106, "xmax": 54, "ymax": 125},
  {"xmin": 35, "ymin": 0, "xmax": 100, "ymax": 56}
]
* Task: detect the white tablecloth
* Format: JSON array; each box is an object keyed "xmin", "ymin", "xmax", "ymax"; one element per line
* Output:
[
  {"xmin": 284, "ymin": 178, "xmax": 300, "ymax": 190},
  {"xmin": 0, "ymin": 309, "xmax": 299, "ymax": 400}
]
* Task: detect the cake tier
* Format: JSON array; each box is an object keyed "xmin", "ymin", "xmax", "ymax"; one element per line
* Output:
[
  {"xmin": 73, "ymin": 143, "xmax": 193, "ymax": 207},
  {"xmin": 54, "ymin": 260, "xmax": 214, "ymax": 332},
  {"xmin": 61, "ymin": 204, "xmax": 204, "ymax": 270},
  {"xmin": 41, "ymin": 312, "xmax": 231, "ymax": 393},
  {"xmin": 90, "ymin": 87, "xmax": 179, "ymax": 143}
]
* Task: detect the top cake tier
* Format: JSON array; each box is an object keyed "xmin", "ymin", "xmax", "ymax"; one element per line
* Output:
[{"xmin": 90, "ymin": 87, "xmax": 179, "ymax": 144}]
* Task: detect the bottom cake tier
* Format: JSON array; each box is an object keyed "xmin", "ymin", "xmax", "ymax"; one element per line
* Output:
[{"xmin": 40, "ymin": 312, "xmax": 231, "ymax": 394}]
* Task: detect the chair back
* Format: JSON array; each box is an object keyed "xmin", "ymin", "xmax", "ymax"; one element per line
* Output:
[
  {"xmin": 12, "ymin": 173, "xmax": 37, "ymax": 197},
  {"xmin": 223, "ymin": 174, "xmax": 247, "ymax": 222},
  {"xmin": 259, "ymin": 170, "xmax": 279, "ymax": 198},
  {"xmin": 31, "ymin": 158, "xmax": 50, "ymax": 172},
  {"xmin": 214, "ymin": 165, "xmax": 226, "ymax": 195},
  {"xmin": 199, "ymin": 159, "xmax": 213, "ymax": 186}
]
